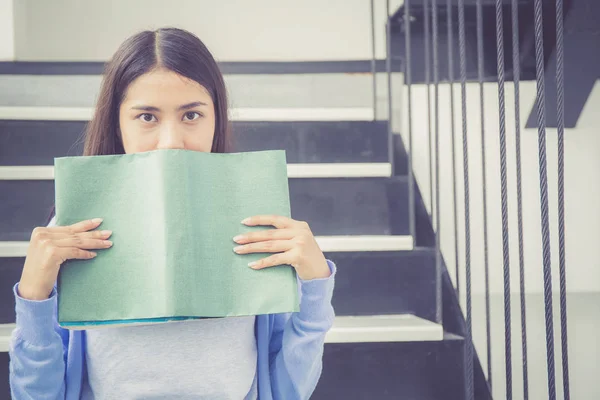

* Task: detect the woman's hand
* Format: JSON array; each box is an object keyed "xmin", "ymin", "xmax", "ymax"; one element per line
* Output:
[
  {"xmin": 18, "ymin": 218, "xmax": 113, "ymax": 301},
  {"xmin": 233, "ymin": 215, "xmax": 331, "ymax": 281}
]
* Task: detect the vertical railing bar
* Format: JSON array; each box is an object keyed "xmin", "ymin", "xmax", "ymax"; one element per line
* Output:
[
  {"xmin": 371, "ymin": 0, "xmax": 377, "ymax": 121},
  {"xmin": 447, "ymin": 0, "xmax": 460, "ymax": 299},
  {"xmin": 556, "ymin": 0, "xmax": 570, "ymax": 397},
  {"xmin": 386, "ymin": 0, "xmax": 394, "ymax": 173},
  {"xmin": 496, "ymin": 0, "xmax": 512, "ymax": 398},
  {"xmin": 432, "ymin": 0, "xmax": 442, "ymax": 325},
  {"xmin": 458, "ymin": 0, "xmax": 474, "ymax": 398},
  {"xmin": 475, "ymin": 0, "xmax": 493, "ymax": 389},
  {"xmin": 423, "ymin": 0, "xmax": 434, "ymax": 222},
  {"xmin": 405, "ymin": 0, "xmax": 416, "ymax": 241},
  {"xmin": 533, "ymin": 0, "xmax": 557, "ymax": 398},
  {"xmin": 511, "ymin": 0, "xmax": 529, "ymax": 398}
]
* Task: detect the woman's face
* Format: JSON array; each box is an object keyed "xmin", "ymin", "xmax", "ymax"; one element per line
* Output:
[{"xmin": 118, "ymin": 68, "xmax": 216, "ymax": 154}]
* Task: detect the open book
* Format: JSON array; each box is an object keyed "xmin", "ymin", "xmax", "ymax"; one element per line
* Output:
[{"xmin": 54, "ymin": 149, "xmax": 299, "ymax": 329}]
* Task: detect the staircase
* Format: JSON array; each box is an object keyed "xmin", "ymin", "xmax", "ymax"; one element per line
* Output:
[{"xmin": 0, "ymin": 65, "xmax": 492, "ymax": 399}]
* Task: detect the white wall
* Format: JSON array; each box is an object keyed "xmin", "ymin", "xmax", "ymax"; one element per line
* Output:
[
  {"xmin": 12, "ymin": 0, "xmax": 402, "ymax": 62},
  {"xmin": 401, "ymin": 80, "xmax": 600, "ymax": 295},
  {"xmin": 0, "ymin": 0, "xmax": 14, "ymax": 60}
]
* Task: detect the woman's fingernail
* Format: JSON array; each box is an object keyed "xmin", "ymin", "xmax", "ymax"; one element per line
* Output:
[
  {"xmin": 101, "ymin": 230, "xmax": 112, "ymax": 236},
  {"xmin": 248, "ymin": 262, "xmax": 258, "ymax": 268},
  {"xmin": 92, "ymin": 218, "xmax": 103, "ymax": 224},
  {"xmin": 90, "ymin": 252, "xmax": 97, "ymax": 257},
  {"xmin": 233, "ymin": 235, "xmax": 244, "ymax": 243},
  {"xmin": 241, "ymin": 218, "xmax": 251, "ymax": 224},
  {"xmin": 233, "ymin": 246, "xmax": 243, "ymax": 253},
  {"xmin": 104, "ymin": 240, "xmax": 113, "ymax": 247}
]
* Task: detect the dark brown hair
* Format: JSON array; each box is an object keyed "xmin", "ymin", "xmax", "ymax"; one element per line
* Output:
[
  {"xmin": 48, "ymin": 27, "xmax": 230, "ymax": 222},
  {"xmin": 85, "ymin": 27, "xmax": 230, "ymax": 155}
]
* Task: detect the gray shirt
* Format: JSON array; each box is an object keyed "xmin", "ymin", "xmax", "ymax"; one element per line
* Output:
[{"xmin": 80, "ymin": 316, "xmax": 258, "ymax": 399}]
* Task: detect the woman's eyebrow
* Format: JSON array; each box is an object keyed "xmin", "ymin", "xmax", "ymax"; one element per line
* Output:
[
  {"xmin": 131, "ymin": 105, "xmax": 160, "ymax": 112},
  {"xmin": 177, "ymin": 101, "xmax": 208, "ymax": 111},
  {"xmin": 130, "ymin": 102, "xmax": 207, "ymax": 112}
]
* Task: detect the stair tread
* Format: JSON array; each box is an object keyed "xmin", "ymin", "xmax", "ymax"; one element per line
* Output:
[
  {"xmin": 0, "ymin": 236, "xmax": 414, "ymax": 258},
  {"xmin": 326, "ymin": 314, "xmax": 443, "ymax": 343},
  {"xmin": 0, "ymin": 314, "xmax": 443, "ymax": 352},
  {"xmin": 0, "ymin": 324, "xmax": 13, "ymax": 352},
  {"xmin": 0, "ymin": 163, "xmax": 393, "ymax": 179}
]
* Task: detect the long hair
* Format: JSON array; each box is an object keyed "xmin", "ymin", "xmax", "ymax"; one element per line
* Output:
[{"xmin": 48, "ymin": 27, "xmax": 230, "ymax": 223}]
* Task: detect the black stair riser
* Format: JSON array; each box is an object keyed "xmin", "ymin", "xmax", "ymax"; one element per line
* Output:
[
  {"xmin": 0, "ymin": 338, "xmax": 484, "ymax": 400},
  {"xmin": 313, "ymin": 337, "xmax": 467, "ymax": 400},
  {"xmin": 0, "ymin": 120, "xmax": 389, "ymax": 165},
  {"xmin": 231, "ymin": 121, "xmax": 389, "ymax": 163},
  {"xmin": 0, "ymin": 250, "xmax": 437, "ymax": 324},
  {"xmin": 328, "ymin": 250, "xmax": 437, "ymax": 320},
  {"xmin": 0, "ymin": 258, "xmax": 21, "ymax": 324},
  {"xmin": 0, "ymin": 353, "xmax": 8, "ymax": 400},
  {"xmin": 0, "ymin": 178, "xmax": 410, "ymax": 241}
]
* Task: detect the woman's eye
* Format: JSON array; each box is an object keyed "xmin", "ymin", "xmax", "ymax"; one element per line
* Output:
[
  {"xmin": 183, "ymin": 111, "xmax": 201, "ymax": 121},
  {"xmin": 138, "ymin": 113, "xmax": 157, "ymax": 123}
]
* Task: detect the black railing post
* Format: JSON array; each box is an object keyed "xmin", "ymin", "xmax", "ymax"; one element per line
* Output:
[
  {"xmin": 511, "ymin": 0, "xmax": 530, "ymax": 398},
  {"xmin": 423, "ymin": 0, "xmax": 434, "ymax": 220},
  {"xmin": 495, "ymin": 0, "xmax": 513, "ymax": 398},
  {"xmin": 370, "ymin": 0, "xmax": 377, "ymax": 121},
  {"xmin": 431, "ymin": 0, "xmax": 442, "ymax": 325},
  {"xmin": 405, "ymin": 0, "xmax": 416, "ymax": 241},
  {"xmin": 386, "ymin": 0, "xmax": 394, "ymax": 173},
  {"xmin": 533, "ymin": 0, "xmax": 557, "ymax": 398},
  {"xmin": 475, "ymin": 0, "xmax": 493, "ymax": 389},
  {"xmin": 556, "ymin": 0, "xmax": 570, "ymax": 397},
  {"xmin": 458, "ymin": 0, "xmax": 474, "ymax": 398},
  {"xmin": 447, "ymin": 0, "xmax": 460, "ymax": 300}
]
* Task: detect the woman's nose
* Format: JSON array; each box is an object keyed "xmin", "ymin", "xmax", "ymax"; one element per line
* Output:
[{"xmin": 156, "ymin": 125, "xmax": 185, "ymax": 150}]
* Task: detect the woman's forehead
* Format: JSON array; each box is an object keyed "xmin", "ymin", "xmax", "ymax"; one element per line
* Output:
[{"xmin": 122, "ymin": 69, "xmax": 212, "ymax": 106}]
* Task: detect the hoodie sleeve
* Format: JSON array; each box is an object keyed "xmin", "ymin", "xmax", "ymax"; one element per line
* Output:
[
  {"xmin": 8, "ymin": 215, "xmax": 70, "ymax": 400},
  {"xmin": 268, "ymin": 259, "xmax": 336, "ymax": 400},
  {"xmin": 9, "ymin": 284, "xmax": 70, "ymax": 400}
]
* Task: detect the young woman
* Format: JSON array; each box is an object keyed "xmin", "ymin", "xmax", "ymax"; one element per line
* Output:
[{"xmin": 9, "ymin": 27, "xmax": 336, "ymax": 400}]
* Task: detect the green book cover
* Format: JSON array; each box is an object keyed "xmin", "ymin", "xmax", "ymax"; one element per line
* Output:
[{"xmin": 54, "ymin": 149, "xmax": 300, "ymax": 329}]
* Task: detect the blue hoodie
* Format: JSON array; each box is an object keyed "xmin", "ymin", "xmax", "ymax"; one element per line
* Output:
[{"xmin": 8, "ymin": 257, "xmax": 336, "ymax": 399}]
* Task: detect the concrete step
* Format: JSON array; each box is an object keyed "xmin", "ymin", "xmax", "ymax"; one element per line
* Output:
[
  {"xmin": 314, "ymin": 333, "xmax": 473, "ymax": 400},
  {"xmin": 0, "ymin": 177, "xmax": 411, "ymax": 241},
  {"xmin": 1, "ymin": 314, "xmax": 441, "ymax": 353},
  {"xmin": 325, "ymin": 314, "xmax": 443, "ymax": 343},
  {"xmin": 328, "ymin": 249, "xmax": 438, "ymax": 320},
  {"xmin": 0, "ymin": 315, "xmax": 442, "ymax": 399},
  {"xmin": 0, "ymin": 73, "xmax": 403, "ymax": 117},
  {"xmin": 0, "ymin": 118, "xmax": 391, "ymax": 166},
  {"xmin": 2, "ymin": 245, "xmax": 445, "ymax": 326},
  {"xmin": 0, "ymin": 164, "xmax": 392, "ymax": 179}
]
